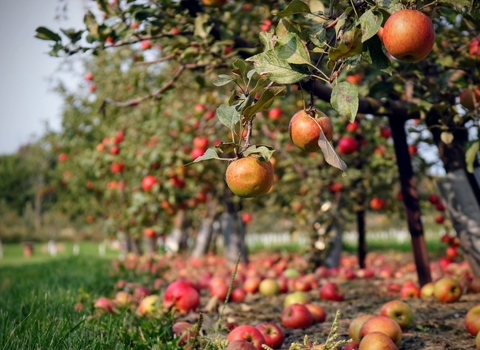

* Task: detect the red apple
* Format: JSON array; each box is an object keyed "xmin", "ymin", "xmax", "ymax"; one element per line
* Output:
[
  {"xmin": 281, "ymin": 303, "xmax": 314, "ymax": 329},
  {"xmin": 319, "ymin": 282, "xmax": 344, "ymax": 301},
  {"xmin": 465, "ymin": 304, "xmax": 480, "ymax": 336},
  {"xmin": 243, "ymin": 276, "xmax": 261, "ymax": 294},
  {"xmin": 460, "ymin": 86, "xmax": 480, "ymax": 111},
  {"xmin": 400, "ymin": 283, "xmax": 420, "ymax": 299},
  {"xmin": 346, "ymin": 73, "xmax": 363, "ymax": 86},
  {"xmin": 344, "ymin": 340, "xmax": 361, "ymax": 350},
  {"xmin": 382, "ymin": 9, "xmax": 435, "ymax": 63},
  {"xmin": 172, "ymin": 321, "xmax": 195, "ymax": 346},
  {"xmin": 225, "ymin": 340, "xmax": 257, "ymax": 350},
  {"xmin": 110, "ymin": 161, "xmax": 124, "ymax": 173},
  {"xmin": 141, "ymin": 40, "xmax": 152, "ymax": 50},
  {"xmin": 429, "ymin": 194, "xmax": 439, "ymax": 204},
  {"xmin": 113, "ymin": 291, "xmax": 133, "ymax": 308},
  {"xmin": 227, "ymin": 325, "xmax": 266, "ymax": 350},
  {"xmin": 305, "ymin": 304, "xmax": 326, "ymax": 323},
  {"xmin": 85, "ymin": 72, "xmax": 93, "ymax": 81},
  {"xmin": 358, "ymin": 332, "xmax": 398, "ymax": 350},
  {"xmin": 193, "ymin": 136, "xmax": 209, "ymax": 150},
  {"xmin": 94, "ymin": 297, "xmax": 114, "ymax": 314},
  {"xmin": 191, "ymin": 148, "xmax": 205, "ymax": 160},
  {"xmin": 380, "ymin": 127, "xmax": 391, "ymax": 139},
  {"xmin": 349, "ymin": 314, "xmax": 375, "ymax": 341},
  {"xmin": 380, "ymin": 300, "xmax": 413, "ymax": 329},
  {"xmin": 231, "ymin": 288, "xmax": 246, "ymax": 303},
  {"xmin": 337, "ymin": 136, "xmax": 358, "ymax": 155},
  {"xmin": 359, "ymin": 316, "xmax": 402, "ymax": 346},
  {"xmin": 242, "ymin": 213, "xmax": 252, "ymax": 224},
  {"xmin": 163, "ymin": 280, "xmax": 200, "ymax": 312},
  {"xmin": 58, "ymin": 153, "xmax": 68, "ymax": 162},
  {"xmin": 255, "ymin": 322, "xmax": 284, "ymax": 349},
  {"xmin": 141, "ymin": 175, "xmax": 157, "ymax": 192},
  {"xmin": 370, "ymin": 197, "xmax": 386, "ymax": 211},
  {"xmin": 289, "ymin": 110, "xmax": 334, "ymax": 152},
  {"xmin": 268, "ymin": 107, "xmax": 283, "ymax": 121},
  {"xmin": 434, "ymin": 277, "xmax": 462, "ymax": 303}
]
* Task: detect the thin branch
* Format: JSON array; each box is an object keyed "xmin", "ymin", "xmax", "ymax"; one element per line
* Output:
[{"xmin": 134, "ymin": 53, "xmax": 176, "ymax": 66}]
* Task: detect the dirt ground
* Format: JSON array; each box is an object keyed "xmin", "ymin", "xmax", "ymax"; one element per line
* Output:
[{"xmin": 176, "ymin": 253, "xmax": 480, "ymax": 350}]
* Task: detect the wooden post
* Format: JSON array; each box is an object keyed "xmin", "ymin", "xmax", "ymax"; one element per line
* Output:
[{"xmin": 389, "ymin": 116, "xmax": 432, "ymax": 286}]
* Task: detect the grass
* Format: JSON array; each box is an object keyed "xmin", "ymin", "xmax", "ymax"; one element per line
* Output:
[
  {"xmin": 0, "ymin": 254, "xmax": 184, "ymax": 350},
  {"xmin": 0, "ymin": 241, "xmax": 119, "ymax": 267}
]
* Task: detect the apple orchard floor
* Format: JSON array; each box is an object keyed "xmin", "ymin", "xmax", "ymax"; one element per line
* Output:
[{"xmin": 178, "ymin": 276, "xmax": 480, "ymax": 350}]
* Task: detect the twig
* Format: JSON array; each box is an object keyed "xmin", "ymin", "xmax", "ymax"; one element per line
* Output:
[{"xmin": 134, "ymin": 53, "xmax": 176, "ymax": 66}]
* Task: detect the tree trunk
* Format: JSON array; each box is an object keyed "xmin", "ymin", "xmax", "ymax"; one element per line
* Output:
[
  {"xmin": 131, "ymin": 238, "xmax": 143, "ymax": 255},
  {"xmin": 437, "ymin": 169, "xmax": 480, "ymax": 276},
  {"xmin": 389, "ymin": 116, "xmax": 432, "ymax": 286},
  {"xmin": 357, "ymin": 209, "xmax": 367, "ymax": 269},
  {"xmin": 427, "ymin": 108, "xmax": 480, "ymax": 276},
  {"xmin": 191, "ymin": 197, "xmax": 218, "ymax": 258},
  {"xmin": 165, "ymin": 209, "xmax": 188, "ymax": 253},
  {"xmin": 33, "ymin": 175, "xmax": 43, "ymax": 238},
  {"xmin": 145, "ymin": 237, "xmax": 157, "ymax": 254},
  {"xmin": 221, "ymin": 211, "xmax": 248, "ymax": 263},
  {"xmin": 325, "ymin": 223, "xmax": 344, "ymax": 268}
]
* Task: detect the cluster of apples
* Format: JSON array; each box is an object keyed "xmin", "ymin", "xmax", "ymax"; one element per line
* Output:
[
  {"xmin": 84, "ymin": 72, "xmax": 97, "ymax": 93},
  {"xmin": 427, "ymin": 193, "xmax": 448, "ymax": 225}
]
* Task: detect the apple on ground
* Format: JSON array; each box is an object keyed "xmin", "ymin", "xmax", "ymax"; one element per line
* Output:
[
  {"xmin": 226, "ymin": 325, "xmax": 266, "ymax": 350},
  {"xmin": 284, "ymin": 291, "xmax": 310, "ymax": 307},
  {"xmin": 231, "ymin": 288, "xmax": 247, "ymax": 303},
  {"xmin": 209, "ymin": 281, "xmax": 229, "ymax": 301},
  {"xmin": 255, "ymin": 322, "xmax": 285, "ymax": 349},
  {"xmin": 434, "ymin": 276, "xmax": 462, "ymax": 303},
  {"xmin": 137, "ymin": 295, "xmax": 159, "ymax": 316},
  {"xmin": 380, "ymin": 300, "xmax": 413, "ymax": 329},
  {"xmin": 281, "ymin": 303, "xmax": 314, "ymax": 329},
  {"xmin": 349, "ymin": 314, "xmax": 375, "ymax": 341},
  {"xmin": 344, "ymin": 340, "xmax": 361, "ymax": 350},
  {"xmin": 305, "ymin": 304, "xmax": 326, "ymax": 323},
  {"xmin": 225, "ymin": 340, "xmax": 257, "ymax": 350},
  {"xmin": 319, "ymin": 282, "xmax": 345, "ymax": 301},
  {"xmin": 358, "ymin": 332, "xmax": 398, "ymax": 350},
  {"xmin": 163, "ymin": 280, "xmax": 200, "ymax": 312},
  {"xmin": 258, "ymin": 278, "xmax": 280, "ymax": 296},
  {"xmin": 172, "ymin": 321, "xmax": 195, "ymax": 346},
  {"xmin": 420, "ymin": 282, "xmax": 435, "ymax": 298},
  {"xmin": 400, "ymin": 282, "xmax": 420, "ymax": 298},
  {"xmin": 243, "ymin": 276, "xmax": 261, "ymax": 294},
  {"xmin": 94, "ymin": 297, "xmax": 115, "ymax": 314},
  {"xmin": 113, "ymin": 291, "xmax": 133, "ymax": 308},
  {"xmin": 465, "ymin": 304, "xmax": 480, "ymax": 336},
  {"xmin": 359, "ymin": 315, "xmax": 402, "ymax": 346}
]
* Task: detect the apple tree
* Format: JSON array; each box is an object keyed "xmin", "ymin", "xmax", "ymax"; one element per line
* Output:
[{"xmin": 37, "ymin": 0, "xmax": 480, "ymax": 284}]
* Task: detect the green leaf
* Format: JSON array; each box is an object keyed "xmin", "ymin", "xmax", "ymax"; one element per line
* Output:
[
  {"xmin": 362, "ymin": 35, "xmax": 392, "ymax": 75},
  {"xmin": 276, "ymin": 18, "xmax": 303, "ymax": 39},
  {"xmin": 84, "ymin": 11, "xmax": 98, "ymax": 36},
  {"xmin": 278, "ymin": 0, "xmax": 311, "ymax": 17},
  {"xmin": 194, "ymin": 13, "xmax": 212, "ymax": 39},
  {"xmin": 466, "ymin": 141, "xmax": 479, "ymax": 173},
  {"xmin": 186, "ymin": 148, "xmax": 221, "ymax": 165},
  {"xmin": 243, "ymin": 86, "xmax": 286, "ymax": 118},
  {"xmin": 35, "ymin": 27, "xmax": 61, "ymax": 42},
  {"xmin": 60, "ymin": 28, "xmax": 84, "ymax": 44},
  {"xmin": 249, "ymin": 76, "xmax": 269, "ymax": 96},
  {"xmin": 216, "ymin": 104, "xmax": 240, "ymax": 131},
  {"xmin": 275, "ymin": 33, "xmax": 312, "ymax": 65},
  {"xmin": 317, "ymin": 129, "xmax": 347, "ymax": 174},
  {"xmin": 259, "ymin": 30, "xmax": 275, "ymax": 51},
  {"xmin": 246, "ymin": 50, "xmax": 310, "ymax": 84},
  {"xmin": 359, "ymin": 10, "xmax": 383, "ymax": 43},
  {"xmin": 213, "ymin": 74, "xmax": 234, "ymax": 86},
  {"xmin": 331, "ymin": 82, "xmax": 358, "ymax": 122},
  {"xmin": 233, "ymin": 59, "xmax": 248, "ymax": 77},
  {"xmin": 242, "ymin": 145, "xmax": 275, "ymax": 161}
]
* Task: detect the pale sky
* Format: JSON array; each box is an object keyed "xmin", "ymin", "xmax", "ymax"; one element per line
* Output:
[{"xmin": 0, "ymin": 0, "xmax": 87, "ymax": 155}]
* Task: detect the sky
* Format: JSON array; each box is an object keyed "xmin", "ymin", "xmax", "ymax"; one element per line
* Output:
[{"xmin": 0, "ymin": 0, "xmax": 87, "ymax": 155}]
